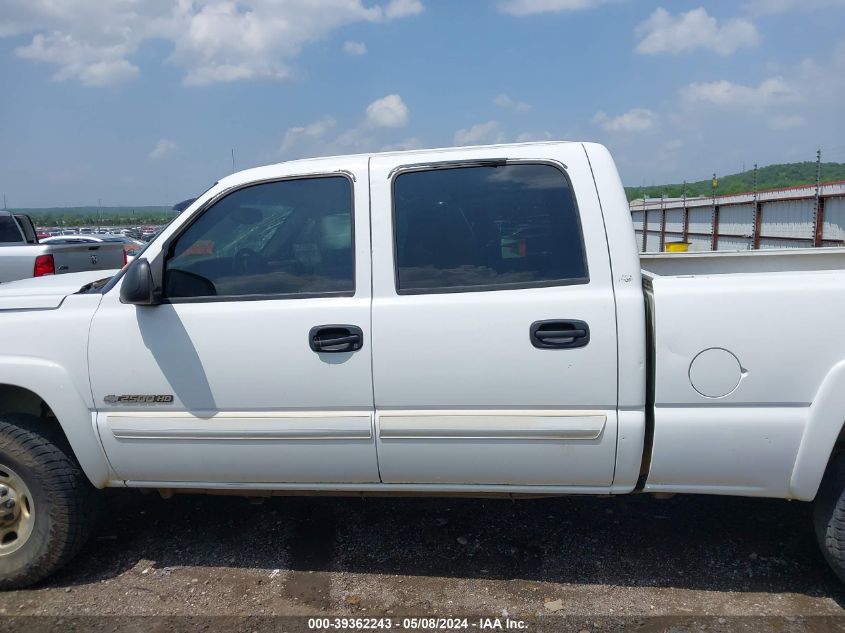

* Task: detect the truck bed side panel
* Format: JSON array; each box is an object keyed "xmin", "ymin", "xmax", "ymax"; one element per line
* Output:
[
  {"xmin": 644, "ymin": 269, "xmax": 845, "ymax": 498},
  {"xmin": 0, "ymin": 243, "xmax": 124, "ymax": 283}
]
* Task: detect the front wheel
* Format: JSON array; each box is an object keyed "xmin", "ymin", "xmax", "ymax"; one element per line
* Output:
[{"xmin": 0, "ymin": 416, "xmax": 98, "ymax": 589}]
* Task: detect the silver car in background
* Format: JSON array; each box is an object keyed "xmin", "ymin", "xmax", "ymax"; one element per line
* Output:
[{"xmin": 0, "ymin": 211, "xmax": 126, "ymax": 283}]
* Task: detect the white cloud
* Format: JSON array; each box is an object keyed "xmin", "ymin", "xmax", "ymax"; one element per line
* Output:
[
  {"xmin": 280, "ymin": 95, "xmax": 411, "ymax": 157},
  {"xmin": 454, "ymin": 121, "xmax": 505, "ymax": 146},
  {"xmin": 332, "ymin": 127, "xmax": 375, "ymax": 152},
  {"xmin": 343, "ymin": 41, "xmax": 367, "ymax": 56},
  {"xmin": 0, "ymin": 0, "xmax": 424, "ymax": 86},
  {"xmin": 587, "ymin": 43, "xmax": 845, "ymax": 196},
  {"xmin": 383, "ymin": 0, "xmax": 425, "ymax": 19},
  {"xmin": 680, "ymin": 77, "xmax": 802, "ymax": 107},
  {"xmin": 493, "ymin": 94, "xmax": 532, "ymax": 111},
  {"xmin": 280, "ymin": 117, "xmax": 373, "ymax": 157},
  {"xmin": 497, "ymin": 0, "xmax": 618, "ymax": 15},
  {"xmin": 592, "ymin": 108, "xmax": 658, "ymax": 133},
  {"xmin": 13, "ymin": 31, "xmax": 140, "ymax": 86},
  {"xmin": 366, "ymin": 94, "xmax": 409, "ymax": 128},
  {"xmin": 280, "ymin": 118, "xmax": 338, "ymax": 153},
  {"xmin": 635, "ymin": 7, "xmax": 760, "ymax": 56},
  {"xmin": 796, "ymin": 41, "xmax": 845, "ymax": 100},
  {"xmin": 149, "ymin": 139, "xmax": 177, "ymax": 160}
]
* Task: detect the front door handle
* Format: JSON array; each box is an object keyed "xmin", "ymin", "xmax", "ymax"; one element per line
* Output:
[
  {"xmin": 530, "ymin": 320, "xmax": 590, "ymax": 349},
  {"xmin": 309, "ymin": 325, "xmax": 363, "ymax": 353}
]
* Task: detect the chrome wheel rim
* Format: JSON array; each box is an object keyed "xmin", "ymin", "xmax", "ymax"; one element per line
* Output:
[{"xmin": 0, "ymin": 464, "xmax": 35, "ymax": 556}]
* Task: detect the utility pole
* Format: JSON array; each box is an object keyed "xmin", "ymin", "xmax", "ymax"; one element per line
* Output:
[
  {"xmin": 813, "ymin": 149, "xmax": 824, "ymax": 247},
  {"xmin": 231, "ymin": 148, "xmax": 235, "ymax": 174},
  {"xmin": 711, "ymin": 173, "xmax": 719, "ymax": 251},
  {"xmin": 2, "ymin": 194, "xmax": 6, "ymax": 210},
  {"xmin": 753, "ymin": 163, "xmax": 758, "ymax": 199},
  {"xmin": 752, "ymin": 163, "xmax": 761, "ymax": 250},
  {"xmin": 711, "ymin": 172, "xmax": 718, "ymax": 212},
  {"xmin": 641, "ymin": 195, "xmax": 647, "ymax": 252}
]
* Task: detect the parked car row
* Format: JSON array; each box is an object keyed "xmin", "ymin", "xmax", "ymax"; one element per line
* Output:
[{"xmin": 37, "ymin": 225, "xmax": 163, "ymax": 242}]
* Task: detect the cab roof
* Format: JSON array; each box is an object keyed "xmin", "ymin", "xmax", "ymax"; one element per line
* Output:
[{"xmin": 216, "ymin": 140, "xmax": 580, "ymax": 189}]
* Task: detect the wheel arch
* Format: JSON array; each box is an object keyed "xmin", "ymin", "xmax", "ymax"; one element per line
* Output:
[
  {"xmin": 791, "ymin": 359, "xmax": 845, "ymax": 501},
  {"xmin": 0, "ymin": 358, "xmax": 112, "ymax": 488}
]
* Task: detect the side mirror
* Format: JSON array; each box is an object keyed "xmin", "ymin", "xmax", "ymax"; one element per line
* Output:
[{"xmin": 120, "ymin": 258, "xmax": 159, "ymax": 306}]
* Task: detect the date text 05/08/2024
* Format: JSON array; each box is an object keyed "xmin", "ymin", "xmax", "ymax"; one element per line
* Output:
[{"xmin": 307, "ymin": 617, "xmax": 529, "ymax": 630}]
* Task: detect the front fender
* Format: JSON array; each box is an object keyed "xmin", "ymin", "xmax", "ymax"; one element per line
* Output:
[
  {"xmin": 0, "ymin": 356, "xmax": 112, "ymax": 487},
  {"xmin": 790, "ymin": 359, "xmax": 845, "ymax": 501}
]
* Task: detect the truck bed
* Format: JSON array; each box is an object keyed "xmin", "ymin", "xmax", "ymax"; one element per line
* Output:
[
  {"xmin": 0, "ymin": 242, "xmax": 125, "ymax": 283},
  {"xmin": 641, "ymin": 246, "xmax": 845, "ymax": 277},
  {"xmin": 640, "ymin": 247, "xmax": 845, "ymax": 499}
]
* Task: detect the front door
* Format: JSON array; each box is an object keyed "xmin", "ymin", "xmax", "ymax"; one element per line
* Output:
[
  {"xmin": 89, "ymin": 158, "xmax": 378, "ymax": 485},
  {"xmin": 369, "ymin": 144, "xmax": 619, "ymax": 488}
]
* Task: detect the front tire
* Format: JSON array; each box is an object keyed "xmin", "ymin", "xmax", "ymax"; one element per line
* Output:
[{"xmin": 0, "ymin": 415, "xmax": 98, "ymax": 589}]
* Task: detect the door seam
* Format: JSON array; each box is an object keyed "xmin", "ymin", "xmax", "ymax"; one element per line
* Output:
[{"xmin": 367, "ymin": 155, "xmax": 383, "ymax": 483}]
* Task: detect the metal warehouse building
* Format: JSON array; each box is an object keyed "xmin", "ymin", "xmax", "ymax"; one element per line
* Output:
[{"xmin": 631, "ymin": 181, "xmax": 845, "ymax": 252}]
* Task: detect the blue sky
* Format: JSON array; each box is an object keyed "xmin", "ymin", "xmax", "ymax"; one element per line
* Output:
[{"xmin": 1, "ymin": 0, "xmax": 844, "ymax": 207}]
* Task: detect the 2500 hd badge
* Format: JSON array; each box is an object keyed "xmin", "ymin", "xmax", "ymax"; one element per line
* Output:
[{"xmin": 103, "ymin": 394, "xmax": 174, "ymax": 404}]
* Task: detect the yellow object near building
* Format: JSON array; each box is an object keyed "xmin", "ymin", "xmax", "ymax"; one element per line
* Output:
[{"xmin": 665, "ymin": 242, "xmax": 690, "ymax": 253}]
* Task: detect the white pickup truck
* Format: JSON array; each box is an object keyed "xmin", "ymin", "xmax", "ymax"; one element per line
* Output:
[
  {"xmin": 1, "ymin": 141, "xmax": 844, "ymax": 589},
  {"xmin": 0, "ymin": 210, "xmax": 126, "ymax": 283}
]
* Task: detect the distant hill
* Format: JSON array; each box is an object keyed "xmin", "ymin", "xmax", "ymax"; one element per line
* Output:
[
  {"xmin": 7, "ymin": 206, "xmax": 176, "ymax": 226},
  {"xmin": 625, "ymin": 162, "xmax": 845, "ymax": 201}
]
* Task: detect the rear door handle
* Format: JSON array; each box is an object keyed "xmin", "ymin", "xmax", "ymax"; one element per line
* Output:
[
  {"xmin": 309, "ymin": 325, "xmax": 363, "ymax": 353},
  {"xmin": 530, "ymin": 320, "xmax": 590, "ymax": 349}
]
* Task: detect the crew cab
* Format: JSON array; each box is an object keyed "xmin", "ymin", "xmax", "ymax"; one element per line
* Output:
[
  {"xmin": 1, "ymin": 141, "xmax": 844, "ymax": 588},
  {"xmin": 0, "ymin": 210, "xmax": 126, "ymax": 283}
]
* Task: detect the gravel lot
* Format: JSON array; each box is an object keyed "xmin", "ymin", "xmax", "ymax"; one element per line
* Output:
[{"xmin": 0, "ymin": 490, "xmax": 843, "ymax": 630}]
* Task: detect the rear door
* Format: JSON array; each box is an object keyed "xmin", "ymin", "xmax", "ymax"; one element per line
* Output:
[{"xmin": 369, "ymin": 144, "xmax": 619, "ymax": 488}]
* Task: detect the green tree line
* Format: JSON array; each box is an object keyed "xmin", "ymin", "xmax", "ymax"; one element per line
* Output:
[
  {"xmin": 8, "ymin": 206, "xmax": 177, "ymax": 226},
  {"xmin": 625, "ymin": 161, "xmax": 845, "ymax": 201}
]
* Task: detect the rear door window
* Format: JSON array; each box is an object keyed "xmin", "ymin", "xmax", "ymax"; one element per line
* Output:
[
  {"xmin": 392, "ymin": 163, "xmax": 587, "ymax": 293},
  {"xmin": 0, "ymin": 216, "xmax": 23, "ymax": 243}
]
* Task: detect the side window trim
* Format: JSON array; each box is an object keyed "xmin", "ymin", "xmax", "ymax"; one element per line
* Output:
[
  {"xmin": 160, "ymin": 172, "xmax": 356, "ymax": 304},
  {"xmin": 165, "ymin": 289, "xmax": 357, "ymax": 305},
  {"xmin": 389, "ymin": 159, "xmax": 589, "ymax": 296}
]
